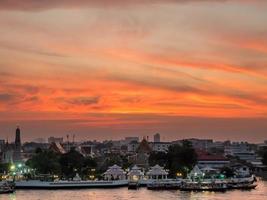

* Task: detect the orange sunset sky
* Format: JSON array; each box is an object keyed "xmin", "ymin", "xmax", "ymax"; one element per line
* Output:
[{"xmin": 0, "ymin": 0, "xmax": 267, "ymax": 142}]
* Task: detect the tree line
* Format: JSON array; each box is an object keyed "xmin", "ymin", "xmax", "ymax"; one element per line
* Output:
[{"xmin": 24, "ymin": 141, "xmax": 198, "ymax": 179}]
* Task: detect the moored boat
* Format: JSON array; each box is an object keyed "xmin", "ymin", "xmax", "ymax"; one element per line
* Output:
[
  {"xmin": 147, "ymin": 180, "xmax": 181, "ymax": 190},
  {"xmin": 228, "ymin": 182, "xmax": 257, "ymax": 190},
  {"xmin": 227, "ymin": 176, "xmax": 258, "ymax": 190},
  {"xmin": 0, "ymin": 181, "xmax": 15, "ymax": 194},
  {"xmin": 15, "ymin": 180, "xmax": 128, "ymax": 189},
  {"xmin": 128, "ymin": 181, "xmax": 140, "ymax": 190},
  {"xmin": 180, "ymin": 180, "xmax": 227, "ymax": 192}
]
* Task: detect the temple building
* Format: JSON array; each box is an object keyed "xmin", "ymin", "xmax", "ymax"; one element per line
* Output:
[
  {"xmin": 1, "ymin": 127, "xmax": 23, "ymax": 164},
  {"xmin": 129, "ymin": 138, "xmax": 152, "ymax": 169}
]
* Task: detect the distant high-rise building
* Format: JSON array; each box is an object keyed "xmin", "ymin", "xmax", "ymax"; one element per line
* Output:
[
  {"xmin": 13, "ymin": 126, "xmax": 22, "ymax": 163},
  {"xmin": 154, "ymin": 133, "xmax": 160, "ymax": 143}
]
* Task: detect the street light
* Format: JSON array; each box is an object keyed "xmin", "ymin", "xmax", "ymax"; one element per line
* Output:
[{"xmin": 10, "ymin": 165, "xmax": 16, "ymax": 171}]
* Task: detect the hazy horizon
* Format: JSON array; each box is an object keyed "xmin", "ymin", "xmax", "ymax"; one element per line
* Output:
[{"xmin": 1, "ymin": 116, "xmax": 267, "ymax": 143}]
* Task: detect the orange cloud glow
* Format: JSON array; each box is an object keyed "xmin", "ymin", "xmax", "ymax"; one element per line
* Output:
[{"xmin": 0, "ymin": 0, "xmax": 267, "ymax": 142}]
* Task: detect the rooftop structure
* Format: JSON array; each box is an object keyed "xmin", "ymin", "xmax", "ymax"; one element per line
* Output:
[
  {"xmin": 197, "ymin": 150, "xmax": 229, "ymax": 169},
  {"xmin": 49, "ymin": 142, "xmax": 66, "ymax": 154},
  {"xmin": 103, "ymin": 165, "xmax": 126, "ymax": 180},
  {"xmin": 137, "ymin": 138, "xmax": 152, "ymax": 154},
  {"xmin": 187, "ymin": 165, "xmax": 204, "ymax": 179}
]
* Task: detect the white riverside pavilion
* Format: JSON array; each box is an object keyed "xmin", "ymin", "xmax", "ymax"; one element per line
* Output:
[
  {"xmin": 146, "ymin": 165, "xmax": 168, "ymax": 180},
  {"xmin": 128, "ymin": 165, "xmax": 144, "ymax": 181},
  {"xmin": 103, "ymin": 165, "xmax": 126, "ymax": 180},
  {"xmin": 187, "ymin": 165, "xmax": 204, "ymax": 180}
]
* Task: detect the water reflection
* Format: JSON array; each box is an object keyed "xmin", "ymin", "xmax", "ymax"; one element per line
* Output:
[{"xmin": 2, "ymin": 181, "xmax": 266, "ymax": 200}]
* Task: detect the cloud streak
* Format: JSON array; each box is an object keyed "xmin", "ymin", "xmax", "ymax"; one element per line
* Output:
[{"xmin": 0, "ymin": 0, "xmax": 265, "ymax": 11}]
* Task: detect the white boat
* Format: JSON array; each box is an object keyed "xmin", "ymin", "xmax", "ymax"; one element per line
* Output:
[{"xmin": 15, "ymin": 180, "xmax": 128, "ymax": 189}]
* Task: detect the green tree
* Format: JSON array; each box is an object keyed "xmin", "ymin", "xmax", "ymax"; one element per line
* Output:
[
  {"xmin": 149, "ymin": 151, "xmax": 167, "ymax": 167},
  {"xmin": 166, "ymin": 141, "xmax": 197, "ymax": 178},
  {"xmin": 98, "ymin": 154, "xmax": 131, "ymax": 173},
  {"xmin": 81, "ymin": 157, "xmax": 97, "ymax": 179},
  {"xmin": 59, "ymin": 148, "xmax": 84, "ymax": 178},
  {"xmin": 26, "ymin": 150, "xmax": 61, "ymax": 175},
  {"xmin": 220, "ymin": 166, "xmax": 235, "ymax": 178},
  {"xmin": 100, "ymin": 154, "xmax": 122, "ymax": 172},
  {"xmin": 0, "ymin": 163, "xmax": 10, "ymax": 174}
]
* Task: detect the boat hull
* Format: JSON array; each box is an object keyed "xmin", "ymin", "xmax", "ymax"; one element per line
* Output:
[
  {"xmin": 147, "ymin": 180, "xmax": 181, "ymax": 190},
  {"xmin": 128, "ymin": 181, "xmax": 140, "ymax": 190},
  {"xmin": 15, "ymin": 180, "xmax": 128, "ymax": 189},
  {"xmin": 228, "ymin": 183, "xmax": 257, "ymax": 190},
  {"xmin": 180, "ymin": 187, "xmax": 227, "ymax": 192},
  {"xmin": 0, "ymin": 188, "xmax": 15, "ymax": 194}
]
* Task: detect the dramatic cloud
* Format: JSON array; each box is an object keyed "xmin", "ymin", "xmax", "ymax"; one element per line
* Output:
[
  {"xmin": 0, "ymin": 0, "xmax": 267, "ymax": 142},
  {"xmin": 0, "ymin": 93, "xmax": 15, "ymax": 102},
  {"xmin": 65, "ymin": 96, "xmax": 101, "ymax": 106}
]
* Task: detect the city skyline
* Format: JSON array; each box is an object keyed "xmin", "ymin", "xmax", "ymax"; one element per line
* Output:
[{"xmin": 1, "ymin": 0, "xmax": 267, "ymax": 142}]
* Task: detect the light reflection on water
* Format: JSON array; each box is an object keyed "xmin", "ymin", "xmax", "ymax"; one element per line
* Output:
[{"xmin": 1, "ymin": 181, "xmax": 267, "ymax": 200}]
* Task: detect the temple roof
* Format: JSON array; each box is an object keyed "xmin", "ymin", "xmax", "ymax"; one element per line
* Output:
[
  {"xmin": 136, "ymin": 138, "xmax": 152, "ymax": 153},
  {"xmin": 104, "ymin": 165, "xmax": 126, "ymax": 175},
  {"xmin": 188, "ymin": 165, "xmax": 203, "ymax": 177},
  {"xmin": 49, "ymin": 142, "xmax": 66, "ymax": 154},
  {"xmin": 146, "ymin": 165, "xmax": 168, "ymax": 176},
  {"xmin": 197, "ymin": 150, "xmax": 228, "ymax": 161},
  {"xmin": 128, "ymin": 165, "xmax": 144, "ymax": 176}
]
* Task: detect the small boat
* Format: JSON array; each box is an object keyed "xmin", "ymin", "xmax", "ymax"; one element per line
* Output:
[
  {"xmin": 128, "ymin": 181, "xmax": 140, "ymax": 190},
  {"xmin": 180, "ymin": 181, "xmax": 227, "ymax": 192},
  {"xmin": 0, "ymin": 187, "xmax": 14, "ymax": 194},
  {"xmin": 0, "ymin": 182, "xmax": 15, "ymax": 194},
  {"xmin": 228, "ymin": 183, "xmax": 257, "ymax": 190},
  {"xmin": 227, "ymin": 176, "xmax": 257, "ymax": 190}
]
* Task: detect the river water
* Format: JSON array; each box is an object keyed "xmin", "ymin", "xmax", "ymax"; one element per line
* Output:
[{"xmin": 1, "ymin": 180, "xmax": 267, "ymax": 200}]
